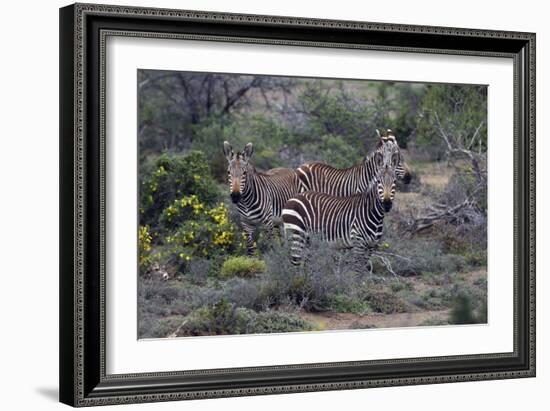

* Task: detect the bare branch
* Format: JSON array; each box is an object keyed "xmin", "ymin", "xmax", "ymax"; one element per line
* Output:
[
  {"xmin": 467, "ymin": 121, "xmax": 484, "ymax": 150},
  {"xmin": 370, "ymin": 251, "xmax": 400, "ymax": 278},
  {"xmin": 408, "ymin": 182, "xmax": 484, "ymax": 233}
]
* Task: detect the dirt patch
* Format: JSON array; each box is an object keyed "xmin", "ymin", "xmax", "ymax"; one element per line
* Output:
[
  {"xmin": 394, "ymin": 191, "xmax": 429, "ymax": 212},
  {"xmin": 414, "ymin": 162, "xmax": 454, "ymax": 190},
  {"xmin": 459, "ymin": 268, "xmax": 487, "ymax": 286},
  {"xmin": 420, "ymin": 174, "xmax": 450, "ymax": 189},
  {"xmin": 300, "ymin": 309, "xmax": 450, "ymax": 330}
]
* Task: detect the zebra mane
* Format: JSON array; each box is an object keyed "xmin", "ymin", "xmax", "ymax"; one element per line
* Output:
[{"xmin": 361, "ymin": 139, "xmax": 398, "ymax": 192}]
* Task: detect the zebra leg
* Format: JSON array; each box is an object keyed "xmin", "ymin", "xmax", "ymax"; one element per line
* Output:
[
  {"xmin": 351, "ymin": 240, "xmax": 374, "ymax": 275},
  {"xmin": 241, "ymin": 221, "xmax": 256, "ymax": 255},
  {"xmin": 265, "ymin": 219, "xmax": 286, "ymax": 250},
  {"xmin": 264, "ymin": 219, "xmax": 275, "ymax": 241},
  {"xmin": 270, "ymin": 219, "xmax": 284, "ymax": 243},
  {"xmin": 282, "ymin": 223, "xmax": 306, "ymax": 266},
  {"xmin": 289, "ymin": 233, "xmax": 306, "ymax": 266}
]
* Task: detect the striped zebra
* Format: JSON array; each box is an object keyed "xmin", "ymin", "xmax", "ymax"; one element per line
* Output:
[
  {"xmin": 282, "ymin": 142, "xmax": 398, "ymax": 265},
  {"xmin": 296, "ymin": 129, "xmax": 411, "ymax": 196},
  {"xmin": 224, "ymin": 141, "xmax": 302, "ymax": 255}
]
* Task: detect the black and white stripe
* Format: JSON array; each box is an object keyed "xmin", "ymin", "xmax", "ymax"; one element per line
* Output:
[
  {"xmin": 224, "ymin": 141, "xmax": 302, "ymax": 255},
  {"xmin": 296, "ymin": 130, "xmax": 411, "ymax": 196},
  {"xmin": 283, "ymin": 146, "xmax": 398, "ymax": 265}
]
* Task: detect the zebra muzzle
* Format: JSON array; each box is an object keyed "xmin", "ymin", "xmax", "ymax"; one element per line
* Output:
[
  {"xmin": 230, "ymin": 192, "xmax": 242, "ymax": 203},
  {"xmin": 383, "ymin": 199, "xmax": 393, "ymax": 212}
]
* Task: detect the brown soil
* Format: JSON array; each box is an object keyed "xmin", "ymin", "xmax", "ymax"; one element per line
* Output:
[
  {"xmin": 416, "ymin": 162, "xmax": 453, "ymax": 190},
  {"xmin": 421, "ymin": 174, "xmax": 450, "ymax": 189},
  {"xmin": 394, "ymin": 192, "xmax": 429, "ymax": 212},
  {"xmin": 460, "ymin": 268, "xmax": 486, "ymax": 286},
  {"xmin": 300, "ymin": 309, "xmax": 451, "ymax": 330}
]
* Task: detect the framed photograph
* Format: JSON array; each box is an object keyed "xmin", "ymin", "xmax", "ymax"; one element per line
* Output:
[{"xmin": 59, "ymin": 3, "xmax": 535, "ymax": 407}]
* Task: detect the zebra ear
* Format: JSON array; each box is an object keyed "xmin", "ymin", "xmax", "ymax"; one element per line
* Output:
[
  {"xmin": 242, "ymin": 143, "xmax": 254, "ymax": 162},
  {"xmin": 223, "ymin": 141, "xmax": 234, "ymax": 160}
]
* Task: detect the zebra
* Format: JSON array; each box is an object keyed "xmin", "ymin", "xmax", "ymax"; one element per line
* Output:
[
  {"xmin": 223, "ymin": 141, "xmax": 303, "ymax": 255},
  {"xmin": 282, "ymin": 142, "xmax": 398, "ymax": 266},
  {"xmin": 296, "ymin": 129, "xmax": 411, "ymax": 196}
]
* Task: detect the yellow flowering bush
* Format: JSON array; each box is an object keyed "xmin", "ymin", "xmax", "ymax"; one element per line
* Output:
[
  {"xmin": 161, "ymin": 195, "xmax": 205, "ymax": 226},
  {"xmin": 163, "ymin": 200, "xmax": 242, "ymax": 265},
  {"xmin": 138, "ymin": 151, "xmax": 244, "ymax": 275},
  {"xmin": 138, "ymin": 225, "xmax": 158, "ymax": 273},
  {"xmin": 140, "ymin": 151, "xmax": 221, "ymax": 228}
]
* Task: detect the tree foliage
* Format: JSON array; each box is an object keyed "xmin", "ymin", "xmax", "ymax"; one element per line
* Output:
[{"xmin": 416, "ymin": 84, "xmax": 487, "ymax": 159}]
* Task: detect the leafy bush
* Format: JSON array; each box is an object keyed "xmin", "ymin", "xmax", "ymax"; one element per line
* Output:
[
  {"xmin": 450, "ymin": 294, "xmax": 476, "ymax": 324},
  {"xmin": 138, "ymin": 225, "xmax": 158, "ymax": 273},
  {"xmin": 417, "ymin": 287, "xmax": 454, "ymax": 310},
  {"xmin": 173, "ymin": 299, "xmax": 315, "ymax": 336},
  {"xmin": 138, "ymin": 278, "xmax": 223, "ymax": 323},
  {"xmin": 140, "ymin": 151, "xmax": 222, "ymax": 229},
  {"xmin": 161, "ymin": 201, "xmax": 243, "ymax": 272},
  {"xmin": 220, "ymin": 256, "xmax": 267, "ymax": 278},
  {"xmin": 450, "ymin": 293, "xmax": 487, "ymax": 325},
  {"xmin": 376, "ymin": 235, "xmax": 467, "ymax": 277},
  {"xmin": 176, "ymin": 299, "xmax": 249, "ymax": 336},
  {"xmin": 364, "ymin": 291, "xmax": 408, "ymax": 314},
  {"xmin": 327, "ymin": 294, "xmax": 371, "ymax": 314},
  {"xmin": 219, "ymin": 277, "xmax": 261, "ymax": 308},
  {"xmin": 140, "ymin": 316, "xmax": 184, "ymax": 339},
  {"xmin": 258, "ymin": 236, "xmax": 376, "ymax": 313},
  {"xmin": 251, "ymin": 310, "xmax": 316, "ymax": 334}
]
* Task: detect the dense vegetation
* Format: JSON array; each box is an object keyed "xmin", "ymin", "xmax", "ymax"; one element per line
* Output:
[{"xmin": 138, "ymin": 70, "xmax": 488, "ymax": 338}]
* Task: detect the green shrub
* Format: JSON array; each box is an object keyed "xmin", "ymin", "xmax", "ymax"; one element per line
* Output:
[
  {"xmin": 450, "ymin": 294, "xmax": 476, "ymax": 324},
  {"xmin": 173, "ymin": 299, "xmax": 315, "ymax": 336},
  {"xmin": 328, "ymin": 294, "xmax": 371, "ymax": 314},
  {"xmin": 220, "ymin": 256, "xmax": 267, "ymax": 278},
  {"xmin": 145, "ymin": 316, "xmax": 184, "ymax": 338},
  {"xmin": 251, "ymin": 310, "xmax": 315, "ymax": 334},
  {"xmin": 418, "ymin": 287, "xmax": 452, "ymax": 310},
  {"xmin": 161, "ymin": 201, "xmax": 244, "ymax": 271},
  {"xmin": 138, "ymin": 225, "xmax": 159, "ymax": 274},
  {"xmin": 137, "ymin": 278, "xmax": 228, "ymax": 336},
  {"xmin": 449, "ymin": 293, "xmax": 488, "ymax": 325},
  {"xmin": 177, "ymin": 299, "xmax": 249, "ymax": 336},
  {"xmin": 364, "ymin": 291, "xmax": 408, "ymax": 314},
  {"xmin": 375, "ymin": 234, "xmax": 467, "ymax": 277},
  {"xmin": 140, "ymin": 151, "xmax": 222, "ymax": 229},
  {"xmin": 390, "ymin": 280, "xmax": 413, "ymax": 293}
]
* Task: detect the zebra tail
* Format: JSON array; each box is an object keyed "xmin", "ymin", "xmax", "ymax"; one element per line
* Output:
[{"xmin": 282, "ymin": 207, "xmax": 307, "ymax": 266}]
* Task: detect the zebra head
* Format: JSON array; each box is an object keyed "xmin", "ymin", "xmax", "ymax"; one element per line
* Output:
[
  {"xmin": 374, "ymin": 146, "xmax": 398, "ymax": 212},
  {"xmin": 223, "ymin": 141, "xmax": 253, "ymax": 204},
  {"xmin": 376, "ymin": 129, "xmax": 412, "ymax": 184}
]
